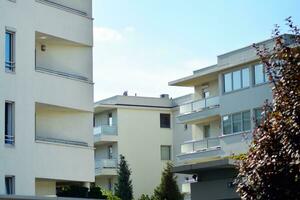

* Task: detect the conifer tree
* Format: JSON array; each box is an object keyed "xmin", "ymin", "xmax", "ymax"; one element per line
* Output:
[
  {"xmin": 115, "ymin": 154, "xmax": 133, "ymax": 200},
  {"xmin": 153, "ymin": 162, "xmax": 183, "ymax": 200}
]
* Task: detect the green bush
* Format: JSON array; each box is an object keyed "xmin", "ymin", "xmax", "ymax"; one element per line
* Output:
[
  {"xmin": 88, "ymin": 185, "xmax": 107, "ymax": 199},
  {"xmin": 102, "ymin": 189, "xmax": 121, "ymax": 200},
  {"xmin": 57, "ymin": 185, "xmax": 88, "ymax": 198}
]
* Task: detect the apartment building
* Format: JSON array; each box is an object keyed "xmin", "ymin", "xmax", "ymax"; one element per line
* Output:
[
  {"xmin": 0, "ymin": 0, "xmax": 94, "ymax": 196},
  {"xmin": 169, "ymin": 35, "xmax": 296, "ymax": 200},
  {"xmin": 93, "ymin": 94, "xmax": 175, "ymax": 199}
]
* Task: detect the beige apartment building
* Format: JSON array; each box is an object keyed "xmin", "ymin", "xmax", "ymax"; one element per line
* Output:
[
  {"xmin": 0, "ymin": 0, "xmax": 94, "ymax": 197},
  {"xmin": 93, "ymin": 94, "xmax": 174, "ymax": 199}
]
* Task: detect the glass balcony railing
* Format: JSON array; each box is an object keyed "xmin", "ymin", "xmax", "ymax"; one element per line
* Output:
[
  {"xmin": 179, "ymin": 96, "xmax": 220, "ymax": 114},
  {"xmin": 93, "ymin": 125, "xmax": 117, "ymax": 136},
  {"xmin": 95, "ymin": 159, "xmax": 117, "ymax": 170},
  {"xmin": 181, "ymin": 137, "xmax": 221, "ymax": 153}
]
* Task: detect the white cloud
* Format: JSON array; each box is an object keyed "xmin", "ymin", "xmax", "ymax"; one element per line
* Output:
[{"xmin": 93, "ymin": 26, "xmax": 123, "ymax": 42}]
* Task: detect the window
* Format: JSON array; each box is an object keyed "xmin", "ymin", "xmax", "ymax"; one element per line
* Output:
[
  {"xmin": 224, "ymin": 73, "xmax": 232, "ymax": 92},
  {"xmin": 254, "ymin": 64, "xmax": 268, "ymax": 85},
  {"xmin": 232, "ymin": 113, "xmax": 242, "ymax": 133},
  {"xmin": 233, "ymin": 71, "xmax": 241, "ymax": 90},
  {"xmin": 161, "ymin": 145, "xmax": 171, "ymax": 160},
  {"xmin": 5, "ymin": 176, "xmax": 15, "ymax": 195},
  {"xmin": 108, "ymin": 145, "xmax": 113, "ymax": 159},
  {"xmin": 223, "ymin": 110, "xmax": 251, "ymax": 135},
  {"xmin": 160, "ymin": 113, "xmax": 170, "ymax": 128},
  {"xmin": 242, "ymin": 111, "xmax": 251, "ymax": 131},
  {"xmin": 5, "ymin": 102, "xmax": 15, "ymax": 145},
  {"xmin": 108, "ymin": 178, "xmax": 112, "ymax": 191},
  {"xmin": 224, "ymin": 68, "xmax": 250, "ymax": 93},
  {"xmin": 242, "ymin": 68, "xmax": 250, "ymax": 87},
  {"xmin": 223, "ymin": 115, "xmax": 232, "ymax": 135},
  {"xmin": 5, "ymin": 30, "xmax": 15, "ymax": 72},
  {"xmin": 108, "ymin": 113, "xmax": 112, "ymax": 126},
  {"xmin": 254, "ymin": 108, "xmax": 263, "ymax": 126},
  {"xmin": 204, "ymin": 125, "xmax": 210, "ymax": 138}
]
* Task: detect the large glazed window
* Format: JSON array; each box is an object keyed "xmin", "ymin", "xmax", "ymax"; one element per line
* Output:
[
  {"xmin": 5, "ymin": 31, "xmax": 15, "ymax": 72},
  {"xmin": 223, "ymin": 115, "xmax": 232, "ymax": 135},
  {"xmin": 224, "ymin": 73, "xmax": 232, "ymax": 92},
  {"xmin": 223, "ymin": 67, "xmax": 250, "ymax": 93},
  {"xmin": 254, "ymin": 64, "xmax": 268, "ymax": 85},
  {"xmin": 223, "ymin": 110, "xmax": 251, "ymax": 135}
]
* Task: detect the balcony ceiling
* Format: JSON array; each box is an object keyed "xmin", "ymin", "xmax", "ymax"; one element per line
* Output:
[{"xmin": 36, "ymin": 32, "xmax": 86, "ymax": 46}]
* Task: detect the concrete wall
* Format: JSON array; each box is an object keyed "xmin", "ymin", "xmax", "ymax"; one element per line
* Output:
[
  {"xmin": 0, "ymin": 0, "xmax": 94, "ymax": 196},
  {"xmin": 194, "ymin": 79, "xmax": 219, "ymax": 100},
  {"xmin": 94, "ymin": 109, "xmax": 118, "ymax": 127}
]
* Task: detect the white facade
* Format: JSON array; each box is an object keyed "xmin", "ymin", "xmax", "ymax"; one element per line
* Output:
[
  {"xmin": 94, "ymin": 95, "xmax": 174, "ymax": 199},
  {"xmin": 0, "ymin": 0, "xmax": 94, "ymax": 196}
]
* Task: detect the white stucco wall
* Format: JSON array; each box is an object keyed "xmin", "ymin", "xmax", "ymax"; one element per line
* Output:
[{"xmin": 0, "ymin": 0, "xmax": 94, "ymax": 196}]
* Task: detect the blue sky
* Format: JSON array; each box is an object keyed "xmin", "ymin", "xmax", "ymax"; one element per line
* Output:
[{"xmin": 92, "ymin": 0, "xmax": 300, "ymax": 100}]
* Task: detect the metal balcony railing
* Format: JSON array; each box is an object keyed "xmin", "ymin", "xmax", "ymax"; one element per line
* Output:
[
  {"xmin": 94, "ymin": 125, "xmax": 117, "ymax": 136},
  {"xmin": 5, "ymin": 135, "xmax": 15, "ymax": 145},
  {"xmin": 179, "ymin": 96, "xmax": 220, "ymax": 114},
  {"xmin": 35, "ymin": 136, "xmax": 88, "ymax": 147}
]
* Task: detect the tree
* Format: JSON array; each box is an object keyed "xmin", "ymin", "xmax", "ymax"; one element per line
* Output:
[
  {"xmin": 236, "ymin": 17, "xmax": 300, "ymax": 200},
  {"xmin": 153, "ymin": 162, "xmax": 183, "ymax": 200},
  {"xmin": 115, "ymin": 154, "xmax": 133, "ymax": 200}
]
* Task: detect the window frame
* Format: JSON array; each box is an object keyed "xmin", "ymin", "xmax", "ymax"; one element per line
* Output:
[
  {"xmin": 160, "ymin": 145, "xmax": 171, "ymax": 160},
  {"xmin": 5, "ymin": 101, "xmax": 15, "ymax": 145},
  {"xmin": 5, "ymin": 176, "xmax": 15, "ymax": 195},
  {"xmin": 223, "ymin": 67, "xmax": 250, "ymax": 94},
  {"xmin": 253, "ymin": 63, "xmax": 268, "ymax": 85},
  {"xmin": 222, "ymin": 110, "xmax": 251, "ymax": 136},
  {"xmin": 160, "ymin": 113, "xmax": 171, "ymax": 128},
  {"xmin": 5, "ymin": 30, "xmax": 16, "ymax": 73}
]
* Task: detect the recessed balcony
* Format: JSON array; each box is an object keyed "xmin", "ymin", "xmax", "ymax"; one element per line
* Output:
[
  {"xmin": 177, "ymin": 132, "xmax": 252, "ymax": 164},
  {"xmin": 95, "ymin": 159, "xmax": 118, "ymax": 176},
  {"xmin": 35, "ymin": 32, "xmax": 92, "ymax": 83},
  {"xmin": 94, "ymin": 125, "xmax": 118, "ymax": 145},
  {"xmin": 177, "ymin": 96, "xmax": 220, "ymax": 124}
]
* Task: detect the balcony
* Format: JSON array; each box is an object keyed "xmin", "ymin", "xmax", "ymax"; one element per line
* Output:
[
  {"xmin": 94, "ymin": 125, "xmax": 118, "ymax": 145},
  {"xmin": 177, "ymin": 132, "xmax": 251, "ymax": 164},
  {"xmin": 177, "ymin": 96, "xmax": 220, "ymax": 124},
  {"xmin": 35, "ymin": 32, "xmax": 92, "ymax": 84},
  {"xmin": 95, "ymin": 159, "xmax": 118, "ymax": 176},
  {"xmin": 36, "ymin": 0, "xmax": 92, "ymax": 18}
]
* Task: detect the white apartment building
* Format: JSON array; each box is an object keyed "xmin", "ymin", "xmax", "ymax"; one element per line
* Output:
[
  {"xmin": 93, "ymin": 94, "xmax": 174, "ymax": 199},
  {"xmin": 0, "ymin": 0, "xmax": 94, "ymax": 197},
  {"xmin": 169, "ymin": 34, "xmax": 296, "ymax": 200}
]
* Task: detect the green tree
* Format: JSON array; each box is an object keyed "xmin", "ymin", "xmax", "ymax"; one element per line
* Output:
[
  {"xmin": 153, "ymin": 162, "xmax": 183, "ymax": 200},
  {"xmin": 115, "ymin": 154, "xmax": 133, "ymax": 200},
  {"xmin": 236, "ymin": 17, "xmax": 300, "ymax": 200}
]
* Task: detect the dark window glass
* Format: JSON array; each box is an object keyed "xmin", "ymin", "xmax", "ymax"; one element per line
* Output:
[
  {"xmin": 160, "ymin": 113, "xmax": 171, "ymax": 128},
  {"xmin": 5, "ymin": 176, "xmax": 15, "ymax": 195},
  {"xmin": 5, "ymin": 102, "xmax": 14, "ymax": 145},
  {"xmin": 5, "ymin": 31, "xmax": 15, "ymax": 71}
]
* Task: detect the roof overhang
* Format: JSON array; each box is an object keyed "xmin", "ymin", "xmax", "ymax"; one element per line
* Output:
[{"xmin": 172, "ymin": 158, "xmax": 236, "ymax": 174}]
